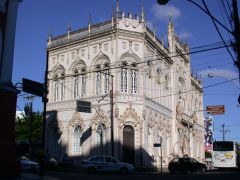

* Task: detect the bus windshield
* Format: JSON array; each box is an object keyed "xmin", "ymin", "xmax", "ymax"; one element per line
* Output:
[{"xmin": 213, "ymin": 141, "xmax": 234, "ymax": 151}]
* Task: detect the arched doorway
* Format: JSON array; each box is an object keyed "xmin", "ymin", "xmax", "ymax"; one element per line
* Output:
[{"xmin": 123, "ymin": 125, "xmax": 135, "ymax": 164}]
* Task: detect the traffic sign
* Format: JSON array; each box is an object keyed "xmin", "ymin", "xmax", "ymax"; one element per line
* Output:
[
  {"xmin": 77, "ymin": 100, "xmax": 91, "ymax": 113},
  {"xmin": 22, "ymin": 78, "xmax": 44, "ymax": 97},
  {"xmin": 206, "ymin": 105, "xmax": 225, "ymax": 115}
]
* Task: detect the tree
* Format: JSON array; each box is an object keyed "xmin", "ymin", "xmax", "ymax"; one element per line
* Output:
[
  {"xmin": 15, "ymin": 111, "xmax": 43, "ymax": 142},
  {"xmin": 205, "ymin": 150, "xmax": 212, "ymax": 159}
]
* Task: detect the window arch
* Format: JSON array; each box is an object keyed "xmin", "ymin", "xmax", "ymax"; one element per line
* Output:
[
  {"xmin": 52, "ymin": 66, "xmax": 65, "ymax": 102},
  {"xmin": 93, "ymin": 57, "xmax": 110, "ymax": 95},
  {"xmin": 72, "ymin": 125, "xmax": 82, "ymax": 155},
  {"xmin": 120, "ymin": 55, "xmax": 139, "ymax": 94},
  {"xmin": 72, "ymin": 62, "xmax": 86, "ymax": 98}
]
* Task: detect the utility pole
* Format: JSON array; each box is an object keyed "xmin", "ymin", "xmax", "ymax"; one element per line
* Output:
[
  {"xmin": 42, "ymin": 50, "xmax": 49, "ymax": 149},
  {"xmin": 220, "ymin": 124, "xmax": 230, "ymax": 141},
  {"xmin": 232, "ymin": 0, "xmax": 240, "ymax": 79},
  {"xmin": 110, "ymin": 75, "xmax": 114, "ymax": 157}
]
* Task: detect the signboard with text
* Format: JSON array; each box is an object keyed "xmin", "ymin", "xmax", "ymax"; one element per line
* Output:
[{"xmin": 206, "ymin": 105, "xmax": 225, "ymax": 115}]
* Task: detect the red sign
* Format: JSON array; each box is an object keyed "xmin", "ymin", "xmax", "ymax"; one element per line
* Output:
[{"xmin": 206, "ymin": 105, "xmax": 225, "ymax": 115}]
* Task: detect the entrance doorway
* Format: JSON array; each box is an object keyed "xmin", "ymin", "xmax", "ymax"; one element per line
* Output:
[{"xmin": 123, "ymin": 125, "xmax": 135, "ymax": 164}]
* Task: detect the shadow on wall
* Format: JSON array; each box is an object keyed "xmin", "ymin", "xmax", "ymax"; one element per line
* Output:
[{"xmin": 46, "ymin": 110, "xmax": 161, "ymax": 169}]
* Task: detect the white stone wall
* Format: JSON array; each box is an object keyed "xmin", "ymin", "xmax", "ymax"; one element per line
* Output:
[{"xmin": 46, "ymin": 14, "xmax": 205, "ymax": 167}]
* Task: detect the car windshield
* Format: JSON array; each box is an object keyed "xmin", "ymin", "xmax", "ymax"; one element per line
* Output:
[
  {"xmin": 171, "ymin": 158, "xmax": 179, "ymax": 163},
  {"xmin": 189, "ymin": 158, "xmax": 198, "ymax": 163}
]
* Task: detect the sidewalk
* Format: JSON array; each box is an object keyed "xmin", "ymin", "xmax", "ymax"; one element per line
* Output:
[{"xmin": 4, "ymin": 173, "xmax": 61, "ymax": 180}]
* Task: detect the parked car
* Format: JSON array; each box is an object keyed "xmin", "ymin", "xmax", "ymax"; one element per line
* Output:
[
  {"xmin": 168, "ymin": 157, "xmax": 207, "ymax": 174},
  {"xmin": 20, "ymin": 156, "xmax": 39, "ymax": 173},
  {"xmin": 81, "ymin": 155, "xmax": 134, "ymax": 173}
]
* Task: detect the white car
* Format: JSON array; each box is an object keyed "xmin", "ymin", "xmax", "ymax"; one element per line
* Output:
[
  {"xmin": 20, "ymin": 156, "xmax": 39, "ymax": 173},
  {"xmin": 81, "ymin": 155, "xmax": 134, "ymax": 173}
]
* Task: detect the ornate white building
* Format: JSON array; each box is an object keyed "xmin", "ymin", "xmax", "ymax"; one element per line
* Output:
[{"xmin": 45, "ymin": 3, "xmax": 204, "ymax": 168}]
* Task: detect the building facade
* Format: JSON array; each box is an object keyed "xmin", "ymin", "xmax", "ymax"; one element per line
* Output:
[{"xmin": 45, "ymin": 4, "xmax": 204, "ymax": 168}]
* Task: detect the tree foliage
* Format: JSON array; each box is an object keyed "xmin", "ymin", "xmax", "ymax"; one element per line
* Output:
[{"xmin": 15, "ymin": 111, "xmax": 43, "ymax": 142}]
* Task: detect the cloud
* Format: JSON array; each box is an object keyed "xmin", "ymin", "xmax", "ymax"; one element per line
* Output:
[
  {"xmin": 151, "ymin": 4, "xmax": 181, "ymax": 21},
  {"xmin": 178, "ymin": 31, "xmax": 192, "ymax": 40}
]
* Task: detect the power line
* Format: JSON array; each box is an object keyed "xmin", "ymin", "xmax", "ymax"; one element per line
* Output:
[
  {"xmin": 48, "ymin": 41, "xmax": 232, "ymax": 81},
  {"xmin": 202, "ymin": 0, "xmax": 236, "ymax": 65}
]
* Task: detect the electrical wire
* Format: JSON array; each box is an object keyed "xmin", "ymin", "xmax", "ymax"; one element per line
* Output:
[{"xmin": 202, "ymin": 0, "xmax": 236, "ymax": 65}]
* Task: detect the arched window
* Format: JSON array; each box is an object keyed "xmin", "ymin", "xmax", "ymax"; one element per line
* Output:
[
  {"xmin": 72, "ymin": 125, "xmax": 82, "ymax": 155},
  {"xmin": 96, "ymin": 64, "xmax": 101, "ymax": 95},
  {"xmin": 81, "ymin": 73, "xmax": 86, "ymax": 97},
  {"xmin": 104, "ymin": 63, "xmax": 109, "ymax": 94},
  {"xmin": 53, "ymin": 80, "xmax": 58, "ymax": 102},
  {"xmin": 73, "ymin": 76, "xmax": 79, "ymax": 99},
  {"xmin": 60, "ymin": 73, "xmax": 65, "ymax": 100},
  {"xmin": 131, "ymin": 63, "xmax": 137, "ymax": 94},
  {"xmin": 120, "ymin": 60, "xmax": 138, "ymax": 94}
]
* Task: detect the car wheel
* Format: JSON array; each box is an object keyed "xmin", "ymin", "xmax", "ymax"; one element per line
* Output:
[
  {"xmin": 120, "ymin": 167, "xmax": 129, "ymax": 174},
  {"xmin": 88, "ymin": 167, "xmax": 96, "ymax": 173},
  {"xmin": 200, "ymin": 167, "xmax": 206, "ymax": 174}
]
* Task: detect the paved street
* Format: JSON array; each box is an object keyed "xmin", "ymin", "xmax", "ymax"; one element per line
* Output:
[{"xmin": 12, "ymin": 170, "xmax": 240, "ymax": 180}]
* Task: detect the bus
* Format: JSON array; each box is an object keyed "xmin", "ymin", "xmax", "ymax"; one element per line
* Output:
[{"xmin": 212, "ymin": 141, "xmax": 240, "ymax": 169}]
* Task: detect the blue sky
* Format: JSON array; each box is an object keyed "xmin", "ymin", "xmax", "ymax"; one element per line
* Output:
[{"xmin": 13, "ymin": 0, "xmax": 240, "ymax": 142}]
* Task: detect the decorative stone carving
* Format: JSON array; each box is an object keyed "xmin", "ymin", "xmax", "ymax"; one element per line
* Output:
[
  {"xmin": 67, "ymin": 112, "xmax": 85, "ymax": 131},
  {"xmin": 176, "ymin": 99, "xmax": 183, "ymax": 121},
  {"xmin": 142, "ymin": 109, "xmax": 146, "ymax": 119},
  {"xmin": 91, "ymin": 106, "xmax": 110, "ymax": 128},
  {"xmin": 115, "ymin": 107, "xmax": 119, "ymax": 118},
  {"xmin": 118, "ymin": 104, "xmax": 142, "ymax": 129}
]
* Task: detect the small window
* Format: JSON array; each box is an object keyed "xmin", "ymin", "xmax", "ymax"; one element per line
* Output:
[
  {"xmin": 131, "ymin": 63, "xmax": 137, "ymax": 67},
  {"xmin": 96, "ymin": 64, "xmax": 101, "ymax": 69},
  {"xmin": 104, "ymin": 63, "xmax": 109, "ymax": 68},
  {"xmin": 122, "ymin": 61, "xmax": 127, "ymax": 66}
]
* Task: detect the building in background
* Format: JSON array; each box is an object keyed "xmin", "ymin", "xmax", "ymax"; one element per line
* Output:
[{"xmin": 45, "ymin": 2, "xmax": 204, "ymax": 168}]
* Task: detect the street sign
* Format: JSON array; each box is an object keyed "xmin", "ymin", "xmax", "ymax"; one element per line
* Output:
[
  {"xmin": 153, "ymin": 143, "xmax": 161, "ymax": 147},
  {"xmin": 77, "ymin": 100, "xmax": 91, "ymax": 113},
  {"xmin": 206, "ymin": 105, "xmax": 225, "ymax": 115},
  {"xmin": 22, "ymin": 78, "xmax": 44, "ymax": 97}
]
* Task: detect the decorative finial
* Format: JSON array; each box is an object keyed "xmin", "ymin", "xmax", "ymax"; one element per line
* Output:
[
  {"xmin": 67, "ymin": 24, "xmax": 71, "ymax": 32},
  {"xmin": 112, "ymin": 6, "xmax": 115, "ymax": 28},
  {"xmin": 88, "ymin": 14, "xmax": 92, "ymax": 25},
  {"xmin": 112, "ymin": 5, "xmax": 115, "ymax": 18},
  {"xmin": 136, "ymin": 13, "xmax": 139, "ymax": 21},
  {"xmin": 67, "ymin": 24, "xmax": 71, "ymax": 40},
  {"xmin": 141, "ymin": 3, "xmax": 145, "ymax": 23},
  {"xmin": 116, "ymin": 0, "xmax": 119, "ymax": 17},
  {"xmin": 48, "ymin": 27, "xmax": 53, "ymax": 38},
  {"xmin": 88, "ymin": 14, "xmax": 92, "ymax": 36}
]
